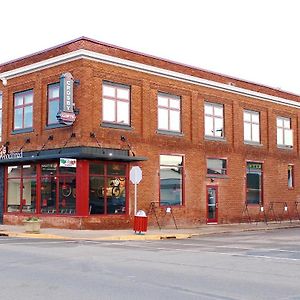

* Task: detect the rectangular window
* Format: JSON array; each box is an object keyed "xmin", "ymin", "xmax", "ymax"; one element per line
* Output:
[
  {"xmin": 244, "ymin": 110, "xmax": 260, "ymax": 143},
  {"xmin": 47, "ymin": 83, "xmax": 60, "ymax": 125},
  {"xmin": 102, "ymin": 82, "xmax": 130, "ymax": 125},
  {"xmin": 6, "ymin": 163, "xmax": 76, "ymax": 215},
  {"xmin": 207, "ymin": 158, "xmax": 227, "ymax": 175},
  {"xmin": 158, "ymin": 93, "xmax": 181, "ymax": 132},
  {"xmin": 288, "ymin": 165, "xmax": 294, "ymax": 189},
  {"xmin": 160, "ymin": 155, "xmax": 183, "ymax": 206},
  {"xmin": 204, "ymin": 102, "xmax": 224, "ymax": 138},
  {"xmin": 0, "ymin": 92, "xmax": 2, "ymax": 141},
  {"xmin": 7, "ymin": 165, "xmax": 37, "ymax": 213},
  {"xmin": 89, "ymin": 162, "xmax": 127, "ymax": 215},
  {"xmin": 13, "ymin": 90, "xmax": 33, "ymax": 131},
  {"xmin": 41, "ymin": 163, "xmax": 76, "ymax": 215},
  {"xmin": 277, "ymin": 117, "xmax": 293, "ymax": 147},
  {"xmin": 246, "ymin": 162, "xmax": 263, "ymax": 205}
]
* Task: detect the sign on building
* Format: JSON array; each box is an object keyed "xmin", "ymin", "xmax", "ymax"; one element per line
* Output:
[{"xmin": 57, "ymin": 72, "xmax": 76, "ymax": 126}]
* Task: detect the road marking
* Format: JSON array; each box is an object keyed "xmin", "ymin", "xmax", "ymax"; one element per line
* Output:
[{"xmin": 217, "ymin": 245, "xmax": 300, "ymax": 254}]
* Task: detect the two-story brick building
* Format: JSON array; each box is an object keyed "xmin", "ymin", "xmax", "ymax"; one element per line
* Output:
[{"xmin": 0, "ymin": 37, "xmax": 299, "ymax": 229}]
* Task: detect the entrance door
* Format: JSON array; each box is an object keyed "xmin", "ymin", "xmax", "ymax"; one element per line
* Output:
[{"xmin": 207, "ymin": 185, "xmax": 218, "ymax": 223}]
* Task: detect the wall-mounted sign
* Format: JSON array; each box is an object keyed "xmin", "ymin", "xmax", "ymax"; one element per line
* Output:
[
  {"xmin": 60, "ymin": 158, "xmax": 77, "ymax": 168},
  {"xmin": 57, "ymin": 72, "xmax": 76, "ymax": 126},
  {"xmin": 0, "ymin": 145, "xmax": 23, "ymax": 160}
]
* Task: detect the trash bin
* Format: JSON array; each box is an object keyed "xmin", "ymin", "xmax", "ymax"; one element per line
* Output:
[{"xmin": 133, "ymin": 210, "xmax": 148, "ymax": 234}]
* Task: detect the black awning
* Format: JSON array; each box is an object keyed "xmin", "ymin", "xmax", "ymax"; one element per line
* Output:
[{"xmin": 0, "ymin": 146, "xmax": 147, "ymax": 164}]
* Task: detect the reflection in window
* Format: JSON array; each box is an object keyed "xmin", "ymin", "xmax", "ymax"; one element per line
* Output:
[
  {"xmin": 7, "ymin": 165, "xmax": 37, "ymax": 213},
  {"xmin": 244, "ymin": 110, "xmax": 260, "ymax": 143},
  {"xmin": 277, "ymin": 117, "xmax": 293, "ymax": 147},
  {"xmin": 160, "ymin": 155, "xmax": 183, "ymax": 206},
  {"xmin": 246, "ymin": 162, "xmax": 262, "ymax": 205},
  {"xmin": 41, "ymin": 163, "xmax": 76, "ymax": 215},
  {"xmin": 207, "ymin": 158, "xmax": 227, "ymax": 175},
  {"xmin": 158, "ymin": 93, "xmax": 181, "ymax": 132},
  {"xmin": 288, "ymin": 165, "xmax": 294, "ymax": 189},
  {"xmin": 89, "ymin": 162, "xmax": 127, "ymax": 215},
  {"xmin": 205, "ymin": 102, "xmax": 224, "ymax": 138},
  {"xmin": 13, "ymin": 90, "xmax": 33, "ymax": 130},
  {"xmin": 102, "ymin": 82, "xmax": 130, "ymax": 125},
  {"xmin": 47, "ymin": 83, "xmax": 60, "ymax": 125}
]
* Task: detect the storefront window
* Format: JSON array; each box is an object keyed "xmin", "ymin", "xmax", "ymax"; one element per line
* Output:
[
  {"xmin": 41, "ymin": 163, "xmax": 76, "ymax": 215},
  {"xmin": 246, "ymin": 162, "xmax": 263, "ymax": 205},
  {"xmin": 160, "ymin": 155, "xmax": 183, "ymax": 206},
  {"xmin": 89, "ymin": 162, "xmax": 127, "ymax": 215},
  {"xmin": 7, "ymin": 165, "xmax": 36, "ymax": 213}
]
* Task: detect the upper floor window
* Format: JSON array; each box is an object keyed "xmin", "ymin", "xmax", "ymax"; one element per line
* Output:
[
  {"xmin": 204, "ymin": 102, "xmax": 224, "ymax": 138},
  {"xmin": 160, "ymin": 155, "xmax": 183, "ymax": 206},
  {"xmin": 102, "ymin": 82, "xmax": 130, "ymax": 126},
  {"xmin": 158, "ymin": 93, "xmax": 181, "ymax": 132},
  {"xmin": 277, "ymin": 116, "xmax": 293, "ymax": 148},
  {"xmin": 207, "ymin": 158, "xmax": 227, "ymax": 175},
  {"xmin": 13, "ymin": 90, "xmax": 33, "ymax": 131},
  {"xmin": 47, "ymin": 83, "xmax": 60, "ymax": 126},
  {"xmin": 0, "ymin": 92, "xmax": 2, "ymax": 141},
  {"xmin": 244, "ymin": 110, "xmax": 260, "ymax": 143}
]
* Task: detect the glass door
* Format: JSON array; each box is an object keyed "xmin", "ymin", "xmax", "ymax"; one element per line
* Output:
[{"xmin": 207, "ymin": 185, "xmax": 218, "ymax": 223}]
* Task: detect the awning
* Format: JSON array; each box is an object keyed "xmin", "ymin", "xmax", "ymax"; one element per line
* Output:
[{"xmin": 0, "ymin": 146, "xmax": 147, "ymax": 164}]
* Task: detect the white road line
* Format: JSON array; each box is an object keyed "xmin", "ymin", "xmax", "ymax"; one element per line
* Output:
[{"xmin": 217, "ymin": 245, "xmax": 300, "ymax": 253}]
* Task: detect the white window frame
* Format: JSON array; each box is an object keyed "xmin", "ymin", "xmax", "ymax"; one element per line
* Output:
[
  {"xmin": 277, "ymin": 116, "xmax": 293, "ymax": 148},
  {"xmin": 244, "ymin": 110, "xmax": 260, "ymax": 143},
  {"xmin": 102, "ymin": 82, "xmax": 130, "ymax": 126},
  {"xmin": 204, "ymin": 102, "xmax": 224, "ymax": 138},
  {"xmin": 158, "ymin": 93, "xmax": 181, "ymax": 133}
]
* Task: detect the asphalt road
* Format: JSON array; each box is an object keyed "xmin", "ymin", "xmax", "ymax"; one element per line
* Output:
[{"xmin": 0, "ymin": 228, "xmax": 300, "ymax": 300}]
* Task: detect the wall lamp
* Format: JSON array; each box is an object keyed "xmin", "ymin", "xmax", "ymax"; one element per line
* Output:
[{"xmin": 0, "ymin": 78, "xmax": 7, "ymax": 86}]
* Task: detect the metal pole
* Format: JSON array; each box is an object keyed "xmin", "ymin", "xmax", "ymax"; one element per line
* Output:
[{"xmin": 134, "ymin": 183, "xmax": 137, "ymax": 215}]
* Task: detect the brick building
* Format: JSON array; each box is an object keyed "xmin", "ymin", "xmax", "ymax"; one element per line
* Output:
[{"xmin": 0, "ymin": 37, "xmax": 299, "ymax": 229}]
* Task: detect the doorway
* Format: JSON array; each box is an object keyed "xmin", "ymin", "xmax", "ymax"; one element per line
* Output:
[{"xmin": 207, "ymin": 185, "xmax": 218, "ymax": 224}]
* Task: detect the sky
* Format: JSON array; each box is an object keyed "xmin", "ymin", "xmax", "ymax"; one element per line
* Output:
[{"xmin": 1, "ymin": 0, "xmax": 300, "ymax": 95}]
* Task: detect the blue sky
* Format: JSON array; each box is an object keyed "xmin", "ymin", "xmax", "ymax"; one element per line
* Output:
[{"xmin": 1, "ymin": 0, "xmax": 300, "ymax": 95}]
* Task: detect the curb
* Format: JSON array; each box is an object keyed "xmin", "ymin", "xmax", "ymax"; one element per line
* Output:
[{"xmin": 0, "ymin": 231, "xmax": 192, "ymax": 241}]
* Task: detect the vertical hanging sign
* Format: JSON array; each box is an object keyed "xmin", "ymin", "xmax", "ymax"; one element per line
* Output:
[{"xmin": 57, "ymin": 72, "xmax": 76, "ymax": 126}]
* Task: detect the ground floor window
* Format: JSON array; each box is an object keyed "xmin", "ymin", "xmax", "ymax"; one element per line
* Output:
[
  {"xmin": 246, "ymin": 162, "xmax": 263, "ymax": 205},
  {"xmin": 40, "ymin": 163, "xmax": 76, "ymax": 214},
  {"xmin": 89, "ymin": 162, "xmax": 127, "ymax": 215},
  {"xmin": 288, "ymin": 165, "xmax": 294, "ymax": 189},
  {"xmin": 159, "ymin": 155, "xmax": 184, "ymax": 206},
  {"xmin": 7, "ymin": 165, "xmax": 37, "ymax": 213},
  {"xmin": 6, "ymin": 162, "xmax": 76, "ymax": 215}
]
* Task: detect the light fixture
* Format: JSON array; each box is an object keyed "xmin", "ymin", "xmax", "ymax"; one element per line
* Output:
[{"xmin": 0, "ymin": 78, "xmax": 7, "ymax": 86}]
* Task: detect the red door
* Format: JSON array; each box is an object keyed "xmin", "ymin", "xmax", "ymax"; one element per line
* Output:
[{"xmin": 207, "ymin": 185, "xmax": 218, "ymax": 224}]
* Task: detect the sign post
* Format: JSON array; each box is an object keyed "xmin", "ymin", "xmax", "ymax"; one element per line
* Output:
[{"xmin": 130, "ymin": 166, "xmax": 142, "ymax": 215}]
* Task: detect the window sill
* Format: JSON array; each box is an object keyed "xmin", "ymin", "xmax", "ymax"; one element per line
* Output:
[
  {"xmin": 157, "ymin": 130, "xmax": 183, "ymax": 137},
  {"xmin": 11, "ymin": 128, "xmax": 34, "ymax": 135},
  {"xmin": 205, "ymin": 136, "xmax": 226, "ymax": 142},
  {"xmin": 206, "ymin": 174, "xmax": 229, "ymax": 179},
  {"xmin": 244, "ymin": 141, "xmax": 263, "ymax": 147},
  {"xmin": 101, "ymin": 122, "xmax": 132, "ymax": 130},
  {"xmin": 277, "ymin": 145, "xmax": 293, "ymax": 150},
  {"xmin": 45, "ymin": 123, "xmax": 69, "ymax": 130}
]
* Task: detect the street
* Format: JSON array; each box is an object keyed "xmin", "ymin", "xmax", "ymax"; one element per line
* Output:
[{"xmin": 0, "ymin": 228, "xmax": 300, "ymax": 299}]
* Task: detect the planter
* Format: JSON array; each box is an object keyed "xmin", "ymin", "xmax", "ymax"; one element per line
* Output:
[{"xmin": 23, "ymin": 220, "xmax": 41, "ymax": 234}]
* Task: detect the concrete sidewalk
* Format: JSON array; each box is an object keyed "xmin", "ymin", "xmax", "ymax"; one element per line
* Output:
[{"xmin": 1, "ymin": 221, "xmax": 300, "ymax": 241}]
